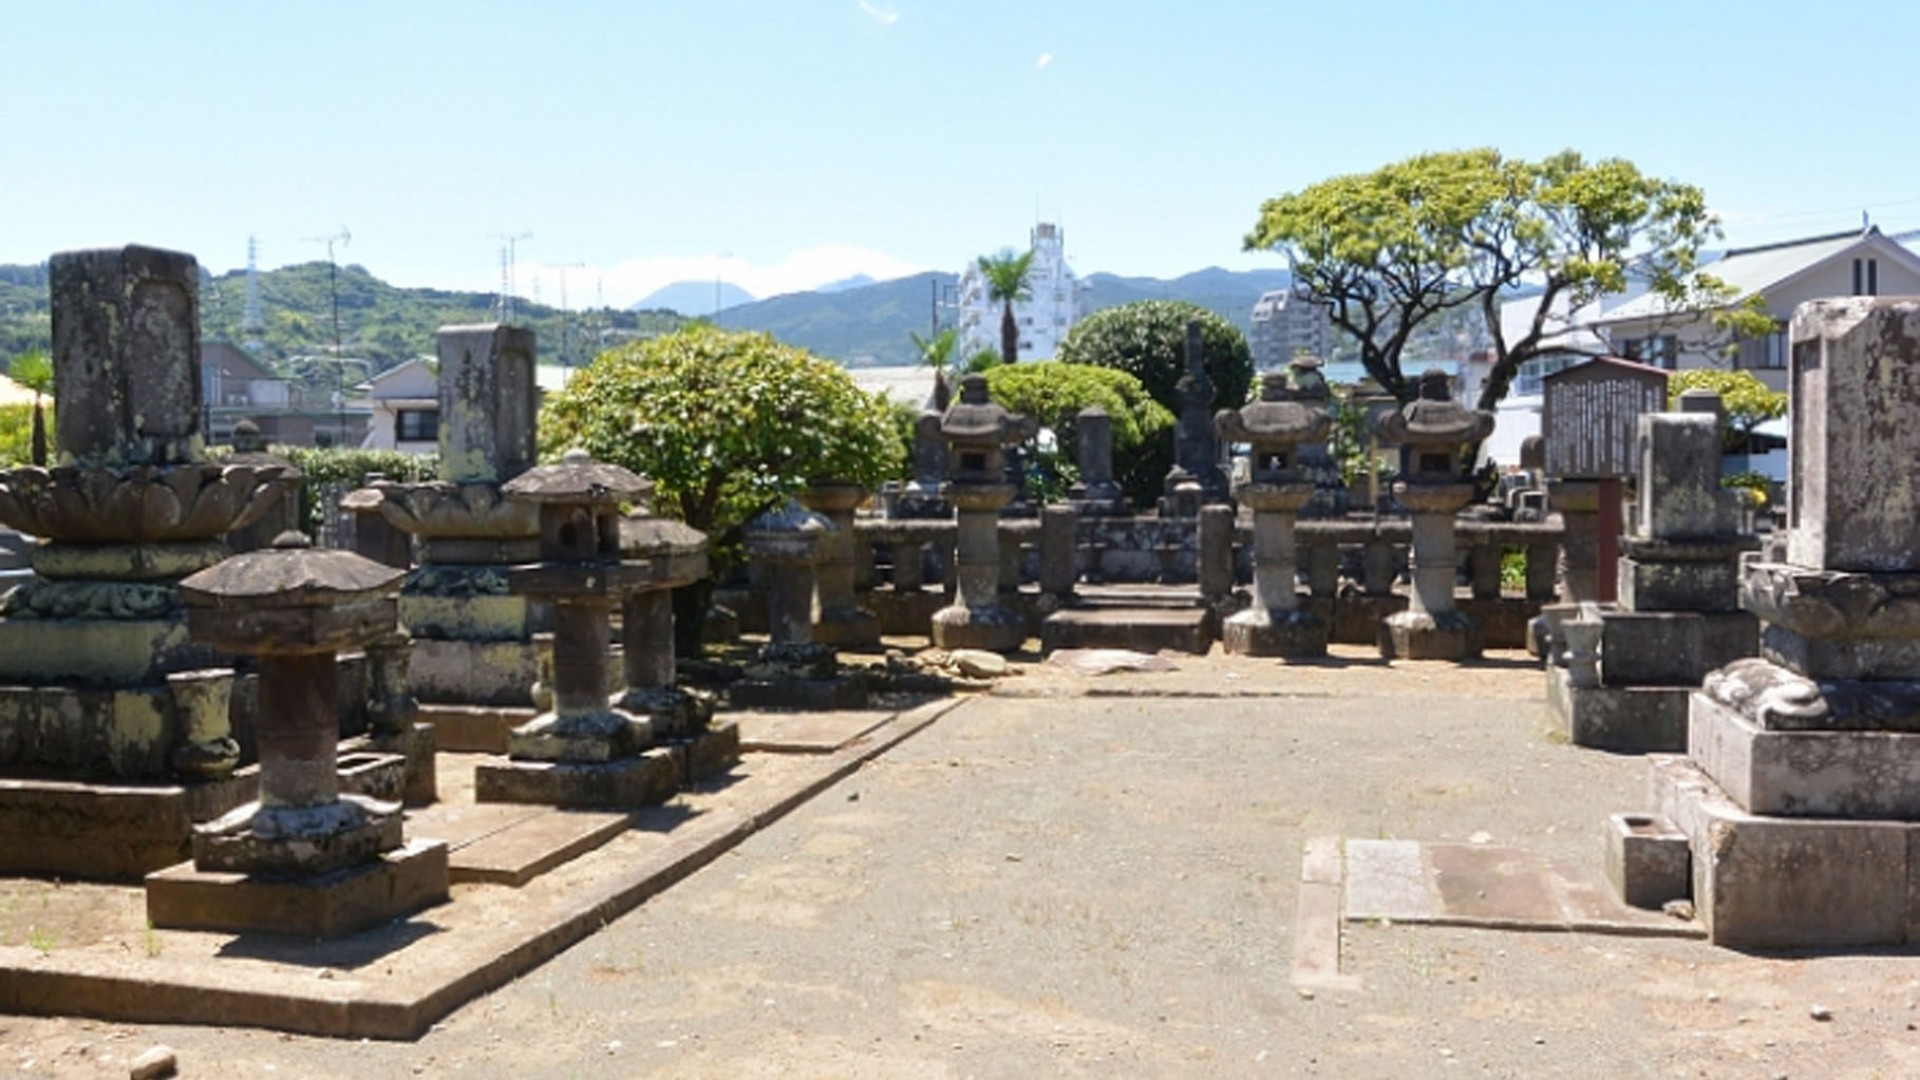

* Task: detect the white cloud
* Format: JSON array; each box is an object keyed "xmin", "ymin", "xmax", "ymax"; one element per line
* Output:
[
  {"xmin": 1036, "ymin": 52, "xmax": 1053, "ymax": 68},
  {"xmin": 512, "ymin": 245, "xmax": 935, "ymax": 310},
  {"xmin": 856, "ymin": 0, "xmax": 899, "ymax": 26}
]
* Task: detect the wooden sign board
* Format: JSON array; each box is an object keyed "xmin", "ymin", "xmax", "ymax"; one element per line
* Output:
[{"xmin": 1541, "ymin": 357, "xmax": 1669, "ymax": 479}]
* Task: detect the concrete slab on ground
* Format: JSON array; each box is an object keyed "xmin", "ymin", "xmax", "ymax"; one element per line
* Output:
[
  {"xmin": 1344, "ymin": 838, "xmax": 1701, "ymax": 938},
  {"xmin": 731, "ymin": 708, "xmax": 900, "ymax": 754}
]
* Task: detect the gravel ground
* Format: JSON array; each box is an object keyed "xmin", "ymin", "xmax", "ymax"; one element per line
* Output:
[{"xmin": 6, "ymin": 646, "xmax": 1920, "ymax": 1078}]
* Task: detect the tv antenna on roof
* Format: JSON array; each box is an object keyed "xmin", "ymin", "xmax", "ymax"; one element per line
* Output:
[{"xmin": 491, "ymin": 232, "xmax": 532, "ymax": 322}]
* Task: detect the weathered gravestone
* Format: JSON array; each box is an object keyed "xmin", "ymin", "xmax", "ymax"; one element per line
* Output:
[{"xmin": 1629, "ymin": 297, "xmax": 1920, "ymax": 947}]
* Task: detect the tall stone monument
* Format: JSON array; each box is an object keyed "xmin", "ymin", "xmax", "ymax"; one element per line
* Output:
[
  {"xmin": 1636, "ymin": 297, "xmax": 1920, "ymax": 947},
  {"xmin": 376, "ymin": 325, "xmax": 545, "ymax": 709},
  {"xmin": 932, "ymin": 374, "xmax": 1035, "ymax": 653},
  {"xmin": 1160, "ymin": 320, "xmax": 1229, "ymax": 514},
  {"xmin": 1066, "ymin": 406, "xmax": 1127, "ymax": 516},
  {"xmin": 1547, "ymin": 394, "xmax": 1758, "ymax": 750},
  {"xmin": 1376, "ymin": 368, "xmax": 1493, "ymax": 660},
  {"xmin": 1215, "ymin": 371, "xmax": 1334, "ymax": 657},
  {"xmin": 0, "ymin": 246, "xmax": 296, "ymax": 878}
]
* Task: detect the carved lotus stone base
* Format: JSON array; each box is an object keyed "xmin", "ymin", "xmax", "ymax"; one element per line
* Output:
[
  {"xmin": 506, "ymin": 708, "xmax": 652, "ymax": 763},
  {"xmin": 191, "ymin": 794, "xmax": 403, "ymax": 877},
  {"xmin": 615, "ymin": 685, "xmax": 715, "ymax": 740},
  {"xmin": 1378, "ymin": 609, "xmax": 1481, "ymax": 661},
  {"xmin": 1221, "ymin": 607, "xmax": 1327, "ymax": 659},
  {"xmin": 1740, "ymin": 562, "xmax": 1920, "ymax": 642},
  {"xmin": 146, "ymin": 836, "xmax": 449, "ymax": 939}
]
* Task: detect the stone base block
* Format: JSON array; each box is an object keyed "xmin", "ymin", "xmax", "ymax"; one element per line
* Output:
[
  {"xmin": 475, "ymin": 747, "xmax": 680, "ymax": 808},
  {"xmin": 1651, "ymin": 755, "xmax": 1920, "ymax": 948},
  {"xmin": 0, "ymin": 615, "xmax": 214, "ymax": 685},
  {"xmin": 1690, "ymin": 690, "xmax": 1920, "ymax": 817},
  {"xmin": 145, "ymin": 838, "xmax": 450, "ymax": 939},
  {"xmin": 416, "ymin": 704, "xmax": 534, "ymax": 755},
  {"xmin": 0, "ymin": 771, "xmax": 256, "ymax": 881},
  {"xmin": 1603, "ymin": 811, "xmax": 1690, "ymax": 909},
  {"xmin": 1547, "ymin": 667, "xmax": 1689, "ymax": 752},
  {"xmin": 1220, "ymin": 608, "xmax": 1327, "ymax": 659},
  {"xmin": 812, "ymin": 608, "xmax": 881, "ymax": 649},
  {"xmin": 1618, "ymin": 555, "xmax": 1742, "ymax": 613},
  {"xmin": 1378, "ymin": 610, "xmax": 1481, "ymax": 661},
  {"xmin": 932, "ymin": 604, "xmax": 1027, "ymax": 654},
  {"xmin": 409, "ymin": 637, "xmax": 546, "ymax": 709},
  {"xmin": 1041, "ymin": 607, "xmax": 1212, "ymax": 655},
  {"xmin": 867, "ymin": 588, "xmax": 951, "ymax": 638},
  {"xmin": 676, "ymin": 720, "xmax": 740, "ymax": 785},
  {"xmin": 729, "ymin": 675, "xmax": 869, "ymax": 711},
  {"xmin": 398, "ymin": 593, "xmax": 540, "ymax": 641},
  {"xmin": 1600, "ymin": 610, "xmax": 1757, "ymax": 685},
  {"xmin": 506, "ymin": 709, "xmax": 650, "ymax": 763},
  {"xmin": 1762, "ymin": 624, "xmax": 1920, "ymax": 681},
  {"xmin": 192, "ymin": 796, "xmax": 404, "ymax": 877},
  {"xmin": 0, "ymin": 681, "xmax": 210, "ymax": 781},
  {"xmin": 364, "ymin": 722, "xmax": 438, "ymax": 806},
  {"xmin": 334, "ymin": 750, "xmax": 408, "ymax": 804}
]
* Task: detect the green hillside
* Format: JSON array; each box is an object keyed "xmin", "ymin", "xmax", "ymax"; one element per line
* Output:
[{"xmin": 0, "ymin": 260, "xmax": 686, "ymax": 392}]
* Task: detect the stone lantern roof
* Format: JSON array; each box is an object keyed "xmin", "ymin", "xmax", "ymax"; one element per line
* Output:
[
  {"xmin": 940, "ymin": 375, "xmax": 1036, "ymax": 445},
  {"xmin": 1378, "ymin": 368, "xmax": 1494, "ymax": 450},
  {"xmin": 501, "ymin": 448, "xmax": 652, "ymax": 506},
  {"xmin": 1216, "ymin": 372, "xmax": 1332, "ymax": 448},
  {"xmin": 179, "ymin": 531, "xmax": 403, "ymax": 654}
]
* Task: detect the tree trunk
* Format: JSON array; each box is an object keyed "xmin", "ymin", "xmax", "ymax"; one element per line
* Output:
[
  {"xmin": 1000, "ymin": 301, "xmax": 1018, "ymax": 365},
  {"xmin": 28, "ymin": 401, "xmax": 46, "ymax": 466}
]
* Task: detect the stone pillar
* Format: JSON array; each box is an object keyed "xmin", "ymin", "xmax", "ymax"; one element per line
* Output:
[
  {"xmin": 363, "ymin": 629, "xmax": 437, "ymax": 806},
  {"xmin": 149, "ymin": 532, "xmax": 448, "ymax": 938},
  {"xmin": 1162, "ymin": 321, "xmax": 1229, "ymax": 511},
  {"xmin": 1068, "ymin": 406, "xmax": 1125, "ymax": 514},
  {"xmin": 51, "ymin": 246, "xmax": 204, "ymax": 467},
  {"xmin": 1362, "ymin": 538, "xmax": 1397, "ymax": 596},
  {"xmin": 1215, "ymin": 371, "xmax": 1332, "ymax": 657},
  {"xmin": 801, "ymin": 479, "xmax": 879, "ymax": 647},
  {"xmin": 616, "ymin": 509, "xmax": 724, "ymax": 749},
  {"xmin": 1304, "ymin": 537, "xmax": 1340, "ymax": 598},
  {"xmin": 1376, "ymin": 369, "xmax": 1493, "ymax": 660},
  {"xmin": 1549, "ymin": 478, "xmax": 1602, "ymax": 602},
  {"xmin": 342, "ymin": 477, "xmax": 413, "ymax": 569},
  {"xmin": 1197, "ymin": 504, "xmax": 1236, "ymax": 610},
  {"xmin": 1040, "ymin": 504, "xmax": 1079, "ymax": 600}
]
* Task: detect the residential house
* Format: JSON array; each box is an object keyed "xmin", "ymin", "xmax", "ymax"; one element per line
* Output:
[
  {"xmin": 202, "ymin": 341, "xmax": 370, "ymax": 447},
  {"xmin": 356, "ymin": 360, "xmax": 583, "ymax": 454}
]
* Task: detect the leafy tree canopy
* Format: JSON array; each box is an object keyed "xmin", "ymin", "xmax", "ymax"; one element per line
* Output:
[
  {"xmin": 537, "ymin": 326, "xmax": 902, "ymax": 543},
  {"xmin": 981, "ymin": 361, "xmax": 1174, "ymax": 507},
  {"xmin": 1245, "ymin": 149, "xmax": 1772, "ymax": 408},
  {"xmin": 1056, "ymin": 299, "xmax": 1254, "ymax": 418},
  {"xmin": 1666, "ymin": 368, "xmax": 1786, "ymax": 452}
]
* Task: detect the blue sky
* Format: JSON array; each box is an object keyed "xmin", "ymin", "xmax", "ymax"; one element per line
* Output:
[{"xmin": 7, "ymin": 1, "xmax": 1919, "ymax": 307}]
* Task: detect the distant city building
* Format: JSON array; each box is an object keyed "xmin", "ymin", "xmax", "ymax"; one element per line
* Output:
[
  {"xmin": 957, "ymin": 223, "xmax": 1082, "ymax": 361},
  {"xmin": 1249, "ymin": 289, "xmax": 1331, "ymax": 370}
]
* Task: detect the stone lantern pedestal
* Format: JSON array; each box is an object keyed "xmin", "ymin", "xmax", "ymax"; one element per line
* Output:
[
  {"xmin": 618, "ymin": 507, "xmax": 738, "ymax": 782},
  {"xmin": 1376, "ymin": 369, "xmax": 1494, "ymax": 661},
  {"xmin": 733, "ymin": 501, "xmax": 869, "ymax": 710},
  {"xmin": 1217, "ymin": 371, "xmax": 1333, "ymax": 658},
  {"xmin": 146, "ymin": 534, "xmax": 448, "ymax": 938},
  {"xmin": 475, "ymin": 452, "xmax": 677, "ymax": 808},
  {"xmin": 931, "ymin": 375, "xmax": 1036, "ymax": 654},
  {"xmin": 800, "ymin": 479, "xmax": 880, "ymax": 647}
]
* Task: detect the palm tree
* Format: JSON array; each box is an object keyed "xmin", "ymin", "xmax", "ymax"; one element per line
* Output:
[
  {"xmin": 909, "ymin": 326, "xmax": 960, "ymax": 410},
  {"xmin": 8, "ymin": 348, "xmax": 52, "ymax": 466},
  {"xmin": 976, "ymin": 249, "xmax": 1036, "ymax": 364}
]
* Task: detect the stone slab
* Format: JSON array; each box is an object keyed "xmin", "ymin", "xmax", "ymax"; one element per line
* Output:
[
  {"xmin": 1547, "ymin": 666, "xmax": 1690, "ymax": 753},
  {"xmin": 144, "ymin": 838, "xmax": 450, "ymax": 939},
  {"xmin": 1689, "ymin": 690, "xmax": 1920, "ymax": 817},
  {"xmin": 734, "ymin": 709, "xmax": 898, "ymax": 754},
  {"xmin": 1291, "ymin": 837, "xmax": 1359, "ymax": 992},
  {"xmin": 678, "ymin": 721, "xmax": 740, "ymax": 784},
  {"xmin": 444, "ymin": 809, "xmax": 631, "ymax": 886},
  {"xmin": 1343, "ymin": 838, "xmax": 1700, "ymax": 937},
  {"xmin": 416, "ymin": 703, "xmax": 536, "ymax": 755},
  {"xmin": 0, "ymin": 697, "xmax": 964, "ymax": 1039},
  {"xmin": 1762, "ymin": 623, "xmax": 1920, "ymax": 681},
  {"xmin": 1377, "ymin": 613, "xmax": 1481, "ymax": 661},
  {"xmin": 1650, "ymin": 753, "xmax": 1920, "ymax": 948},
  {"xmin": 474, "ymin": 747, "xmax": 680, "ymax": 809},
  {"xmin": 0, "ymin": 773, "xmax": 256, "ymax": 882},
  {"xmin": 1617, "ymin": 555, "xmax": 1742, "ymax": 613},
  {"xmin": 1041, "ymin": 607, "xmax": 1212, "ymax": 655},
  {"xmin": 729, "ymin": 675, "xmax": 870, "ymax": 711}
]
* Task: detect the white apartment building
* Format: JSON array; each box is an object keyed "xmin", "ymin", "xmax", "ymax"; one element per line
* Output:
[
  {"xmin": 1249, "ymin": 289, "xmax": 1332, "ymax": 370},
  {"xmin": 957, "ymin": 222, "xmax": 1082, "ymax": 361}
]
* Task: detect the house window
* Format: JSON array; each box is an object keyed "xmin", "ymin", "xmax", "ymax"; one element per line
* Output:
[
  {"xmin": 1622, "ymin": 335, "xmax": 1678, "ymax": 370},
  {"xmin": 397, "ymin": 409, "xmax": 439, "ymax": 441},
  {"xmin": 1853, "ymin": 258, "xmax": 1879, "ymax": 296},
  {"xmin": 1761, "ymin": 327, "xmax": 1788, "ymax": 369}
]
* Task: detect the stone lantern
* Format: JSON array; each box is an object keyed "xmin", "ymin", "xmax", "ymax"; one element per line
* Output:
[
  {"xmin": 1214, "ymin": 371, "xmax": 1333, "ymax": 657},
  {"xmin": 1376, "ymin": 368, "xmax": 1495, "ymax": 660},
  {"xmin": 932, "ymin": 374, "xmax": 1036, "ymax": 653},
  {"xmin": 800, "ymin": 478, "xmax": 880, "ymax": 646},
  {"xmin": 617, "ymin": 507, "xmax": 717, "ymax": 737},
  {"xmin": 734, "ymin": 499, "xmax": 868, "ymax": 709},
  {"xmin": 146, "ymin": 532, "xmax": 448, "ymax": 937},
  {"xmin": 475, "ymin": 450, "xmax": 670, "ymax": 807}
]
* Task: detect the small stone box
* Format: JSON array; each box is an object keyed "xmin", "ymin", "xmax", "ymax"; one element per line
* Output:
[{"xmin": 1604, "ymin": 812, "xmax": 1690, "ymax": 910}]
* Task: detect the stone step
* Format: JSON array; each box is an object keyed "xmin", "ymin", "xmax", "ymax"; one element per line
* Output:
[{"xmin": 1040, "ymin": 607, "xmax": 1213, "ymax": 655}]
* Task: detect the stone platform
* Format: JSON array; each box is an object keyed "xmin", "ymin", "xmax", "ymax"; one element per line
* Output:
[
  {"xmin": 0, "ymin": 700, "xmax": 957, "ymax": 1038},
  {"xmin": 0, "ymin": 771, "xmax": 257, "ymax": 882},
  {"xmin": 1546, "ymin": 667, "xmax": 1690, "ymax": 753},
  {"xmin": 145, "ymin": 838, "xmax": 450, "ymax": 939},
  {"xmin": 1041, "ymin": 606, "xmax": 1213, "ymax": 655}
]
